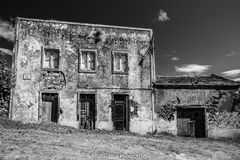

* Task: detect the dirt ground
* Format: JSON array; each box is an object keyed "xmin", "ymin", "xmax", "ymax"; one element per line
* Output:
[{"xmin": 0, "ymin": 118, "xmax": 240, "ymax": 160}]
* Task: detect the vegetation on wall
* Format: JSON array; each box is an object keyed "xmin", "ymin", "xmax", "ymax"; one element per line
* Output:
[
  {"xmin": 130, "ymin": 100, "xmax": 139, "ymax": 118},
  {"xmin": 233, "ymin": 91, "xmax": 240, "ymax": 112},
  {"xmin": 206, "ymin": 90, "xmax": 240, "ymax": 128},
  {"xmin": 155, "ymin": 89, "xmax": 240, "ymax": 128},
  {"xmin": 206, "ymin": 90, "xmax": 226, "ymax": 109},
  {"xmin": 156, "ymin": 98, "xmax": 180, "ymax": 121},
  {"xmin": 0, "ymin": 59, "xmax": 12, "ymax": 117}
]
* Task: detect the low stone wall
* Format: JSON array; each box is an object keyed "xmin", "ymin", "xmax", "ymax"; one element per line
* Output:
[{"xmin": 208, "ymin": 128, "xmax": 240, "ymax": 138}]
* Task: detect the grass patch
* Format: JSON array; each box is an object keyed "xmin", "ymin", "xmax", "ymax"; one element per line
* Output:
[{"xmin": 0, "ymin": 118, "xmax": 139, "ymax": 136}]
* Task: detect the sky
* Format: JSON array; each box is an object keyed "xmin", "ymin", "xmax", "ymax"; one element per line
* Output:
[{"xmin": 0, "ymin": 0, "xmax": 240, "ymax": 80}]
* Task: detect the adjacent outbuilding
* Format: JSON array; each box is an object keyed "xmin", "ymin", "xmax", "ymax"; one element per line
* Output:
[{"xmin": 154, "ymin": 74, "xmax": 240, "ymax": 138}]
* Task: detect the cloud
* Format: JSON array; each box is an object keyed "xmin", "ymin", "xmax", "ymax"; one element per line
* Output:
[
  {"xmin": 156, "ymin": 9, "xmax": 170, "ymax": 22},
  {"xmin": 164, "ymin": 50, "xmax": 176, "ymax": 57},
  {"xmin": 164, "ymin": 50, "xmax": 179, "ymax": 61},
  {"xmin": 171, "ymin": 57, "xmax": 180, "ymax": 61},
  {"xmin": 226, "ymin": 51, "xmax": 239, "ymax": 57},
  {"xmin": 233, "ymin": 78, "xmax": 240, "ymax": 82},
  {"xmin": 0, "ymin": 48, "xmax": 12, "ymax": 55},
  {"xmin": 175, "ymin": 64, "xmax": 211, "ymax": 74},
  {"xmin": 164, "ymin": 54, "xmax": 172, "ymax": 58},
  {"xmin": 221, "ymin": 69, "xmax": 240, "ymax": 77},
  {"xmin": 0, "ymin": 19, "xmax": 14, "ymax": 42}
]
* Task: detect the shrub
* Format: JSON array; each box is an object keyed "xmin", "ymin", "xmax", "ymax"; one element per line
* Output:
[{"xmin": 0, "ymin": 59, "xmax": 12, "ymax": 117}]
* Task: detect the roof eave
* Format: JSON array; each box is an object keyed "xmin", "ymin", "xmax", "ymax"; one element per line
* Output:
[{"xmin": 153, "ymin": 84, "xmax": 240, "ymax": 90}]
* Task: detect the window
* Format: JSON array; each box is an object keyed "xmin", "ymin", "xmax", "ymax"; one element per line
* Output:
[
  {"xmin": 79, "ymin": 50, "xmax": 96, "ymax": 72},
  {"xmin": 42, "ymin": 49, "xmax": 60, "ymax": 69},
  {"xmin": 113, "ymin": 52, "xmax": 128, "ymax": 73}
]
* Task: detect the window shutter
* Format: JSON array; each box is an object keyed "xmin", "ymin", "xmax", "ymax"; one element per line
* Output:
[
  {"xmin": 43, "ymin": 51, "xmax": 51, "ymax": 68},
  {"xmin": 82, "ymin": 52, "xmax": 87, "ymax": 69},
  {"xmin": 52, "ymin": 52, "xmax": 59, "ymax": 69},
  {"xmin": 121, "ymin": 55, "xmax": 126, "ymax": 71},
  {"xmin": 89, "ymin": 52, "xmax": 95, "ymax": 70},
  {"xmin": 115, "ymin": 54, "xmax": 120, "ymax": 71}
]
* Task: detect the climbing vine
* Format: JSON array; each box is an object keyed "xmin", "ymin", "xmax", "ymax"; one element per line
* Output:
[
  {"xmin": 130, "ymin": 100, "xmax": 139, "ymax": 118},
  {"xmin": 205, "ymin": 90, "xmax": 240, "ymax": 128},
  {"xmin": 156, "ymin": 97, "xmax": 180, "ymax": 121}
]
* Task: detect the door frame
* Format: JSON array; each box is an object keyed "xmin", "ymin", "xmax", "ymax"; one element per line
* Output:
[
  {"xmin": 77, "ymin": 91, "xmax": 97, "ymax": 129},
  {"xmin": 176, "ymin": 105, "xmax": 207, "ymax": 138},
  {"xmin": 39, "ymin": 90, "xmax": 60, "ymax": 122},
  {"xmin": 111, "ymin": 92, "xmax": 130, "ymax": 131}
]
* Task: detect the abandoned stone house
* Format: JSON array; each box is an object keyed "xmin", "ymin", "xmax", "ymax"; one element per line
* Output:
[
  {"xmin": 10, "ymin": 17, "xmax": 155, "ymax": 134},
  {"xmin": 10, "ymin": 17, "xmax": 240, "ymax": 138}
]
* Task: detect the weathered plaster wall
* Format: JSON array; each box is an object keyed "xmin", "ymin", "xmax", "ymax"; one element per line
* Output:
[
  {"xmin": 154, "ymin": 89, "xmax": 240, "ymax": 138},
  {"xmin": 129, "ymin": 89, "xmax": 153, "ymax": 134},
  {"xmin": 12, "ymin": 19, "xmax": 153, "ymax": 134}
]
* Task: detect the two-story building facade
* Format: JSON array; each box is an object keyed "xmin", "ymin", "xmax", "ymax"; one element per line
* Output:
[{"xmin": 10, "ymin": 17, "xmax": 155, "ymax": 134}]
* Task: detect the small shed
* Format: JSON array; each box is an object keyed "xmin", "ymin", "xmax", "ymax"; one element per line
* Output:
[{"xmin": 153, "ymin": 74, "xmax": 240, "ymax": 138}]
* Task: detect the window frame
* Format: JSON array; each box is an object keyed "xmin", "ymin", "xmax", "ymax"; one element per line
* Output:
[
  {"xmin": 79, "ymin": 49, "xmax": 97, "ymax": 73},
  {"xmin": 41, "ymin": 48, "xmax": 60, "ymax": 71},
  {"xmin": 112, "ymin": 51, "xmax": 128, "ymax": 74}
]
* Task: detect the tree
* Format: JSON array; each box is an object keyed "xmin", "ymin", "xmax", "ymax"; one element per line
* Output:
[{"xmin": 0, "ymin": 58, "xmax": 12, "ymax": 117}]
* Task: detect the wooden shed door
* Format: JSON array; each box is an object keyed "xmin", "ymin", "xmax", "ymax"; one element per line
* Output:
[
  {"xmin": 177, "ymin": 108, "xmax": 205, "ymax": 138},
  {"xmin": 177, "ymin": 118, "xmax": 192, "ymax": 136},
  {"xmin": 78, "ymin": 94, "xmax": 96, "ymax": 129},
  {"xmin": 41, "ymin": 93, "xmax": 58, "ymax": 123},
  {"xmin": 113, "ymin": 95, "xmax": 129, "ymax": 131}
]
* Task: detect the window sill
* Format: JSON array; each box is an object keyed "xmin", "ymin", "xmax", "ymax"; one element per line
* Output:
[
  {"xmin": 79, "ymin": 70, "xmax": 97, "ymax": 74},
  {"xmin": 41, "ymin": 68, "xmax": 61, "ymax": 72},
  {"xmin": 112, "ymin": 71, "xmax": 128, "ymax": 75}
]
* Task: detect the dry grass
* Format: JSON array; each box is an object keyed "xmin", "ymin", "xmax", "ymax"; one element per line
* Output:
[{"xmin": 0, "ymin": 118, "xmax": 240, "ymax": 160}]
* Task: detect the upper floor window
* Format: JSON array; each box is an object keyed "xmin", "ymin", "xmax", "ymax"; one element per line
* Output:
[
  {"xmin": 113, "ymin": 52, "xmax": 128, "ymax": 73},
  {"xmin": 42, "ymin": 48, "xmax": 60, "ymax": 70},
  {"xmin": 79, "ymin": 49, "xmax": 96, "ymax": 72}
]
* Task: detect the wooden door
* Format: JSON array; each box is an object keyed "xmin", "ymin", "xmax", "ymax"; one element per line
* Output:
[
  {"xmin": 192, "ymin": 109, "xmax": 205, "ymax": 137},
  {"xmin": 42, "ymin": 101, "xmax": 52, "ymax": 122},
  {"xmin": 41, "ymin": 93, "xmax": 58, "ymax": 123},
  {"xmin": 113, "ymin": 95, "xmax": 129, "ymax": 131},
  {"xmin": 177, "ymin": 107, "xmax": 205, "ymax": 137},
  {"xmin": 177, "ymin": 118, "xmax": 191, "ymax": 136},
  {"xmin": 78, "ymin": 94, "xmax": 95, "ymax": 129}
]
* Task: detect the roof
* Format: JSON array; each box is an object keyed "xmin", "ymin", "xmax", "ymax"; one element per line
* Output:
[
  {"xmin": 154, "ymin": 74, "xmax": 240, "ymax": 89},
  {"xmin": 15, "ymin": 17, "xmax": 153, "ymax": 33}
]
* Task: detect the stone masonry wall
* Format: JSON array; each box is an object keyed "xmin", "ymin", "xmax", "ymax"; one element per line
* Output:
[{"xmin": 11, "ymin": 18, "xmax": 153, "ymax": 134}]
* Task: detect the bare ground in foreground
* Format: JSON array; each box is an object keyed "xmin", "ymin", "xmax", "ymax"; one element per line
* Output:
[{"xmin": 0, "ymin": 118, "xmax": 239, "ymax": 160}]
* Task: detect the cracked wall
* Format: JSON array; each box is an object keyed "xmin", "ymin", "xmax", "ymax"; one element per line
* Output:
[{"xmin": 11, "ymin": 18, "xmax": 153, "ymax": 134}]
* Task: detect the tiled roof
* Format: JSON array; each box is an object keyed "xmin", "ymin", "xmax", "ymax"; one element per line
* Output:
[{"xmin": 154, "ymin": 74, "xmax": 240, "ymax": 89}]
